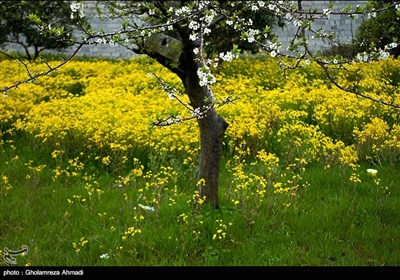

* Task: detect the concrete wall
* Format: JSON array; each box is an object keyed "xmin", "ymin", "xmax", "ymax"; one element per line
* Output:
[{"xmin": 3, "ymin": 1, "xmax": 367, "ymax": 58}]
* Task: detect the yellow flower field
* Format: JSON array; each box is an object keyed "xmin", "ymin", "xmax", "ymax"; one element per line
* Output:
[{"xmin": 1, "ymin": 55, "xmax": 400, "ymax": 172}]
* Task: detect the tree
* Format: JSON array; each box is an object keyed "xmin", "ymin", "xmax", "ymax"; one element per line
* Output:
[
  {"xmin": 354, "ymin": 0, "xmax": 400, "ymax": 57},
  {"xmin": 0, "ymin": 0, "xmax": 90, "ymax": 61},
  {"xmin": 2, "ymin": 0, "xmax": 400, "ymax": 209}
]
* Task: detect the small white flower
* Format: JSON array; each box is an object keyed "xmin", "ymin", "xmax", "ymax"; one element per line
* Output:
[
  {"xmin": 189, "ymin": 33, "xmax": 198, "ymax": 41},
  {"xmin": 385, "ymin": 42, "xmax": 398, "ymax": 50},
  {"xmin": 100, "ymin": 253, "xmax": 109, "ymax": 259},
  {"xmin": 367, "ymin": 169, "xmax": 378, "ymax": 176},
  {"xmin": 138, "ymin": 204, "xmax": 155, "ymax": 212},
  {"xmin": 70, "ymin": 2, "xmax": 84, "ymax": 19},
  {"xmin": 189, "ymin": 21, "xmax": 200, "ymax": 31}
]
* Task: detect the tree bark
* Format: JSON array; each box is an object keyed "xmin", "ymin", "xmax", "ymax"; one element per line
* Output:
[{"xmin": 197, "ymin": 111, "xmax": 228, "ymax": 209}]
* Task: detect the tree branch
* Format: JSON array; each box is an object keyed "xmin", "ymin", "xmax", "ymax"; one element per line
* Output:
[{"xmin": 2, "ymin": 43, "xmax": 85, "ymax": 93}]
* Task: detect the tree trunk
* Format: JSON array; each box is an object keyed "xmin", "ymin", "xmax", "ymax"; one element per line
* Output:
[
  {"xmin": 197, "ymin": 111, "xmax": 228, "ymax": 209},
  {"xmin": 144, "ymin": 32, "xmax": 229, "ymax": 208},
  {"xmin": 183, "ymin": 74, "xmax": 228, "ymax": 209},
  {"xmin": 177, "ymin": 39, "xmax": 229, "ymax": 208}
]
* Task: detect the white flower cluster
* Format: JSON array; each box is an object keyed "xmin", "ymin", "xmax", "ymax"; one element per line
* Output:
[
  {"xmin": 385, "ymin": 42, "xmax": 398, "ymax": 50},
  {"xmin": 189, "ymin": 21, "xmax": 200, "ymax": 31},
  {"xmin": 219, "ymin": 51, "xmax": 237, "ymax": 62},
  {"xmin": 356, "ymin": 52, "xmax": 369, "ymax": 62},
  {"xmin": 203, "ymin": 10, "xmax": 216, "ymax": 25},
  {"xmin": 174, "ymin": 6, "xmax": 191, "ymax": 17},
  {"xmin": 197, "ymin": 67, "xmax": 216, "ymax": 87},
  {"xmin": 251, "ymin": 5, "xmax": 259, "ymax": 11},
  {"xmin": 190, "ymin": 33, "xmax": 198, "ymax": 41},
  {"xmin": 191, "ymin": 107, "xmax": 206, "ymax": 119},
  {"xmin": 70, "ymin": 2, "xmax": 84, "ymax": 19},
  {"xmin": 356, "ymin": 49, "xmax": 390, "ymax": 62},
  {"xmin": 265, "ymin": 40, "xmax": 281, "ymax": 58},
  {"xmin": 322, "ymin": 8, "xmax": 331, "ymax": 19},
  {"xmin": 378, "ymin": 49, "xmax": 390, "ymax": 60},
  {"xmin": 196, "ymin": 0, "xmax": 211, "ymax": 10},
  {"xmin": 162, "ymin": 116, "xmax": 183, "ymax": 126},
  {"xmin": 367, "ymin": 12, "xmax": 377, "ymax": 19},
  {"xmin": 245, "ymin": 28, "xmax": 260, "ymax": 43},
  {"xmin": 396, "ymin": 4, "xmax": 400, "ymax": 12},
  {"xmin": 96, "ymin": 38, "xmax": 107, "ymax": 45}
]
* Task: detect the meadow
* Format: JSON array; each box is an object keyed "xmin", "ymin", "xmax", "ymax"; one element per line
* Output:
[{"xmin": 0, "ymin": 54, "xmax": 399, "ymax": 266}]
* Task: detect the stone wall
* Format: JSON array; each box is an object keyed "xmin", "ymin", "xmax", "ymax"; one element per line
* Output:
[
  {"xmin": 274, "ymin": 0, "xmax": 368, "ymax": 54},
  {"xmin": 3, "ymin": 1, "xmax": 367, "ymax": 58}
]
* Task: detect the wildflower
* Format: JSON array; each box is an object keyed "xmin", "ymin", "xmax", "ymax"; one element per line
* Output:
[
  {"xmin": 100, "ymin": 253, "xmax": 109, "ymax": 259},
  {"xmin": 138, "ymin": 203, "xmax": 155, "ymax": 212},
  {"xmin": 367, "ymin": 169, "xmax": 378, "ymax": 176}
]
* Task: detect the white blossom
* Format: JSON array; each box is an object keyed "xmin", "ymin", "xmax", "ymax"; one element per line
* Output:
[
  {"xmin": 189, "ymin": 33, "xmax": 198, "ymax": 41},
  {"xmin": 379, "ymin": 49, "xmax": 390, "ymax": 60},
  {"xmin": 203, "ymin": 11, "xmax": 215, "ymax": 24},
  {"xmin": 197, "ymin": 67, "xmax": 216, "ymax": 87},
  {"xmin": 368, "ymin": 12, "xmax": 377, "ymax": 19},
  {"xmin": 385, "ymin": 42, "xmax": 398, "ymax": 50},
  {"xmin": 70, "ymin": 2, "xmax": 84, "ymax": 19},
  {"xmin": 226, "ymin": 20, "xmax": 233, "ymax": 26},
  {"xmin": 251, "ymin": 5, "xmax": 259, "ymax": 11},
  {"xmin": 293, "ymin": 19, "xmax": 301, "ymax": 27},
  {"xmin": 323, "ymin": 8, "xmax": 331, "ymax": 19},
  {"xmin": 193, "ymin": 48, "xmax": 199, "ymax": 55},
  {"xmin": 189, "ymin": 21, "xmax": 200, "ymax": 31},
  {"xmin": 175, "ymin": 6, "xmax": 191, "ymax": 17},
  {"xmin": 285, "ymin": 13, "xmax": 293, "ymax": 20},
  {"xmin": 96, "ymin": 38, "xmax": 107, "ymax": 45},
  {"xmin": 268, "ymin": 4, "xmax": 276, "ymax": 11},
  {"xmin": 192, "ymin": 107, "xmax": 202, "ymax": 118},
  {"xmin": 219, "ymin": 51, "xmax": 237, "ymax": 62},
  {"xmin": 246, "ymin": 29, "xmax": 259, "ymax": 43},
  {"xmin": 356, "ymin": 52, "xmax": 369, "ymax": 62}
]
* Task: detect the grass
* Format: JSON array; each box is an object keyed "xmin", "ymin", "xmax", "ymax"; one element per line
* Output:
[{"xmin": 1, "ymin": 135, "xmax": 399, "ymax": 266}]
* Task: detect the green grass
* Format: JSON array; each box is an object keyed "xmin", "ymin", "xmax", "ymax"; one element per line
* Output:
[{"xmin": 1, "ymin": 137, "xmax": 400, "ymax": 266}]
